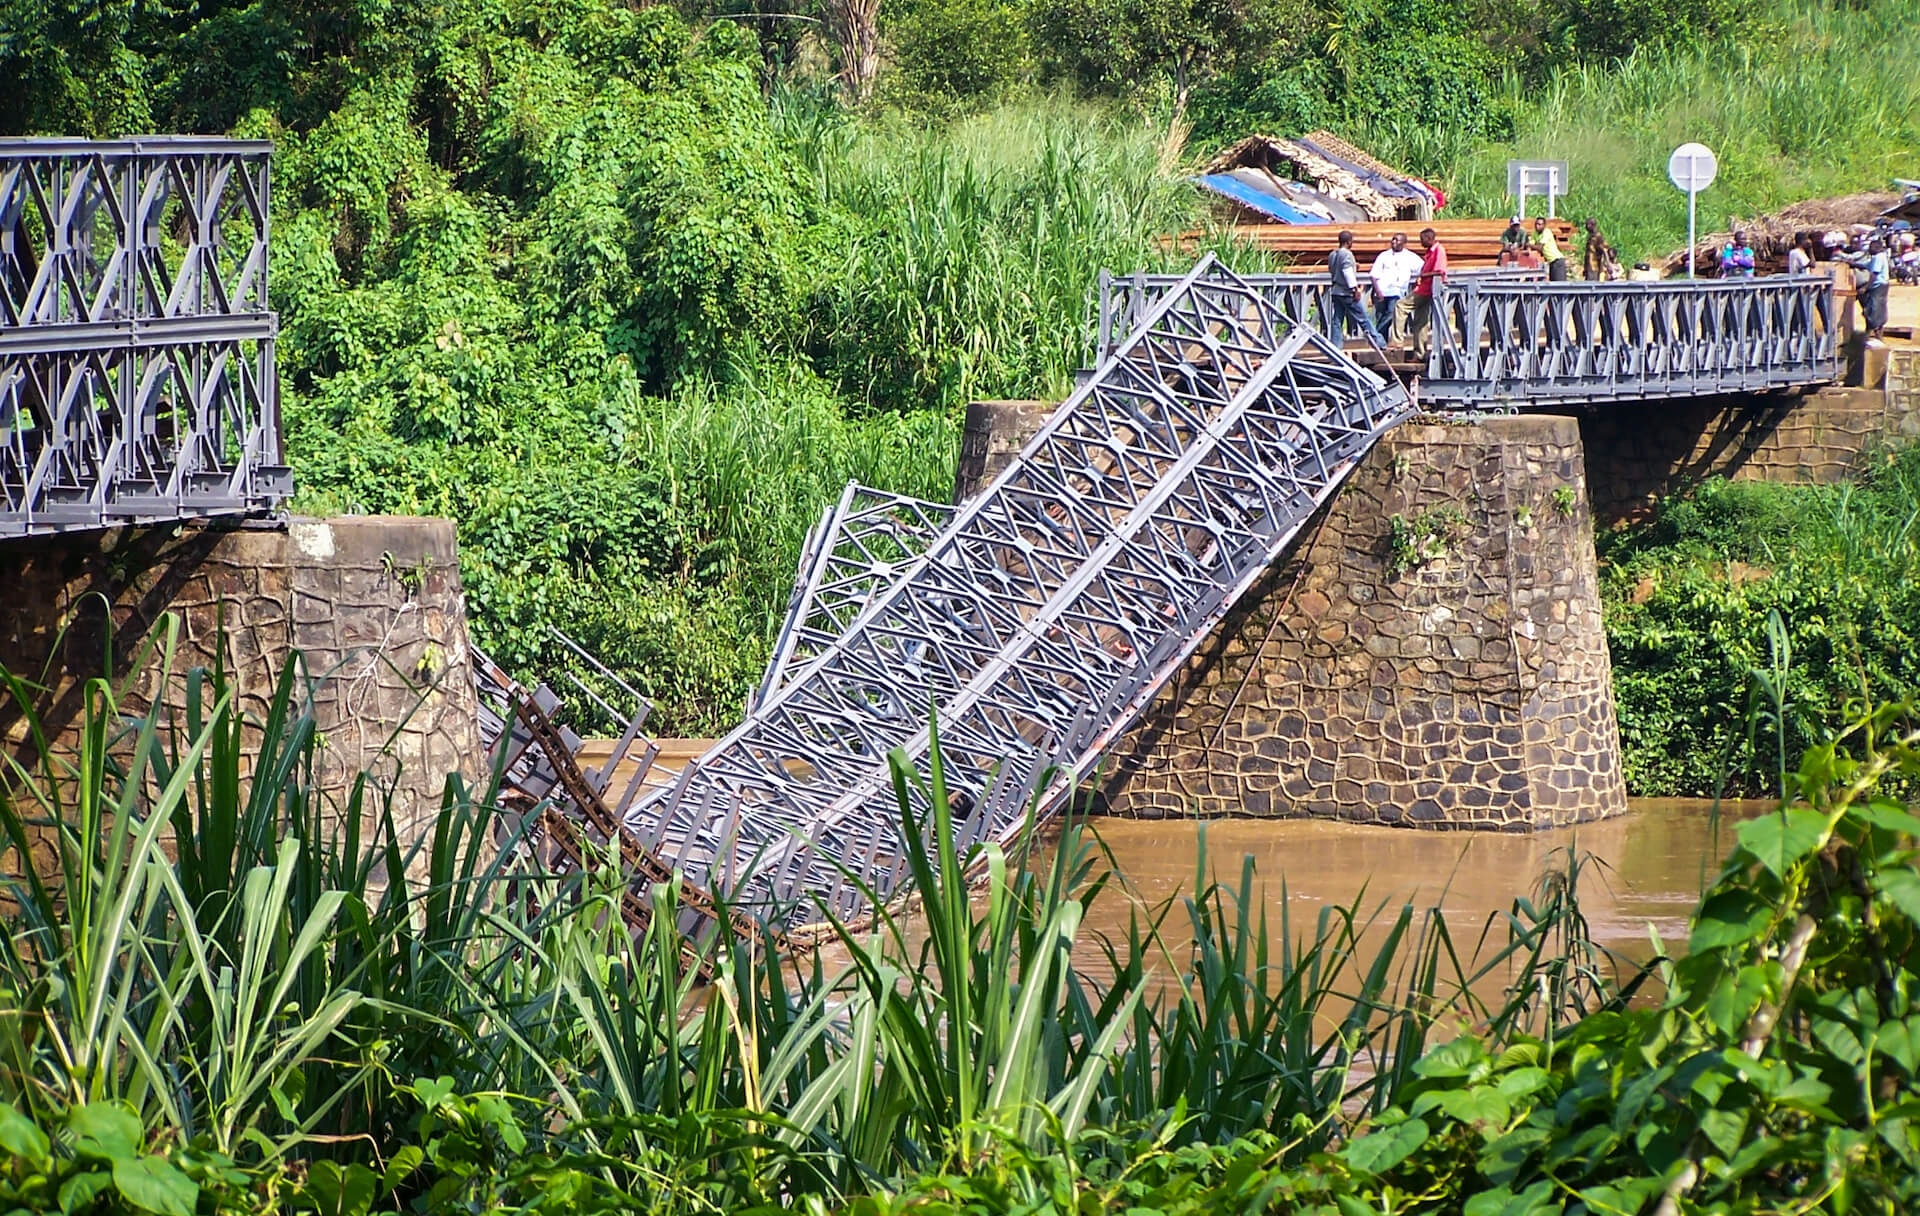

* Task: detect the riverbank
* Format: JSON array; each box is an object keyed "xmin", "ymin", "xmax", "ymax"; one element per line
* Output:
[
  {"xmin": 1600, "ymin": 433, "xmax": 1920, "ymax": 796},
  {"xmin": 4, "ymin": 634, "xmax": 1918, "ymax": 1214}
]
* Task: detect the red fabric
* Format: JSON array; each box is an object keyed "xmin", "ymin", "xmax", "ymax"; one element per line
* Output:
[
  {"xmin": 1409, "ymin": 175, "xmax": 1447, "ymax": 210},
  {"xmin": 1415, "ymin": 243, "xmax": 1448, "ymax": 297}
]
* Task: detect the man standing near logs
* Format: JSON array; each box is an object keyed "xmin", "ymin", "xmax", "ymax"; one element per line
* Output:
[
  {"xmin": 1325, "ymin": 229, "xmax": 1384, "ymax": 349},
  {"xmin": 1410, "ymin": 227, "xmax": 1447, "ymax": 360},
  {"xmin": 1369, "ymin": 232, "xmax": 1423, "ymax": 346}
]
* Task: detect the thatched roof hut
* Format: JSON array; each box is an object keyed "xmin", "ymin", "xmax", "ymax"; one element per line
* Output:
[
  {"xmin": 1197, "ymin": 133, "xmax": 1438, "ymax": 225},
  {"xmin": 1662, "ymin": 192, "xmax": 1901, "ymax": 275}
]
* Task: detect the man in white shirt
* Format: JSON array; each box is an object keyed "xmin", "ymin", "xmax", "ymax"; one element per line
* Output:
[{"xmin": 1369, "ymin": 232, "xmax": 1422, "ymax": 345}]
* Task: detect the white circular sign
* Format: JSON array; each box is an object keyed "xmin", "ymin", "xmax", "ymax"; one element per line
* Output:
[{"xmin": 1668, "ymin": 142, "xmax": 1718, "ymax": 192}]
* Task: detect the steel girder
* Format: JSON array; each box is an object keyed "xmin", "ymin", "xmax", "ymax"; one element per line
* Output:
[
  {"xmin": 625, "ymin": 256, "xmax": 1414, "ymax": 928},
  {"xmin": 1, "ymin": 138, "xmax": 289, "ymax": 537},
  {"xmin": 751, "ymin": 483, "xmax": 958, "ymax": 713},
  {"xmin": 1095, "ymin": 269, "xmax": 1838, "ymax": 409},
  {"xmin": 1094, "ymin": 267, "xmax": 1543, "ymax": 365},
  {"xmin": 1423, "ymin": 275, "xmax": 1838, "ymax": 406}
]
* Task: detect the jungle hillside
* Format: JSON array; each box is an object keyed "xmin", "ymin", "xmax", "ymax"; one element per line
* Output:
[{"xmin": 5, "ymin": 0, "xmax": 1920, "ymax": 791}]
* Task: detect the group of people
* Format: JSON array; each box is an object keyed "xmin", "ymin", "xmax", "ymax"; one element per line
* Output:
[
  {"xmin": 1772, "ymin": 225, "xmax": 1917, "ymax": 339},
  {"xmin": 1498, "ymin": 216, "xmax": 1624, "ymax": 282},
  {"xmin": 1324, "ymin": 227, "xmax": 1449, "ymax": 354}
]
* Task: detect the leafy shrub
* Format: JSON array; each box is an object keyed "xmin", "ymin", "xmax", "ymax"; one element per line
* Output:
[
  {"xmin": 1600, "ymin": 446, "xmax": 1920, "ymax": 796},
  {"xmin": 884, "ymin": 0, "xmax": 1033, "ymax": 106}
]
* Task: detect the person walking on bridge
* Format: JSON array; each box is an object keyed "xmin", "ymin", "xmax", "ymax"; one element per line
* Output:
[
  {"xmin": 1326, "ymin": 229, "xmax": 1384, "ymax": 349},
  {"xmin": 1842, "ymin": 237, "xmax": 1891, "ymax": 338},
  {"xmin": 1410, "ymin": 228, "xmax": 1447, "ymax": 360},
  {"xmin": 1370, "ymin": 232, "xmax": 1422, "ymax": 345}
]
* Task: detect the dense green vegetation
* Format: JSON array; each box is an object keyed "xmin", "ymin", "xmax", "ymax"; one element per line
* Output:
[
  {"xmin": 6, "ymin": 630, "xmax": 1920, "ymax": 1212},
  {"xmin": 5, "ymin": 0, "xmax": 1916, "ymax": 736},
  {"xmin": 1601, "ymin": 444, "xmax": 1920, "ymax": 799}
]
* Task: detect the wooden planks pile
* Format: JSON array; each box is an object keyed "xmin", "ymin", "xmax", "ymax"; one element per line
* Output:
[{"xmin": 1171, "ymin": 218, "xmax": 1578, "ymax": 269}]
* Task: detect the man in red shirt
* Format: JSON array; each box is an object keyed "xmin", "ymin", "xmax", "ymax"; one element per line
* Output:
[{"xmin": 1410, "ymin": 228, "xmax": 1448, "ymax": 360}]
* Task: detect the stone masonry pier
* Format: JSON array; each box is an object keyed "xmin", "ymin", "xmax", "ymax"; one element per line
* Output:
[
  {"xmin": 0, "ymin": 516, "xmax": 486, "ymax": 868},
  {"xmin": 1096, "ymin": 415, "xmax": 1627, "ymax": 828}
]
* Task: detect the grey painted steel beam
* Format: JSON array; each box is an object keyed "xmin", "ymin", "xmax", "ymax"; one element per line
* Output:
[
  {"xmin": 1421, "ymin": 274, "xmax": 1838, "ymax": 406},
  {"xmin": 1095, "ymin": 269, "xmax": 1839, "ymax": 408},
  {"xmin": 1, "ymin": 139, "xmax": 288, "ymax": 538},
  {"xmin": 625, "ymin": 256, "xmax": 1415, "ymax": 929}
]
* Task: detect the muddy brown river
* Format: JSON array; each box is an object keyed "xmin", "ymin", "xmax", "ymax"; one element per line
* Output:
[{"xmin": 1037, "ymin": 798, "xmax": 1772, "ymax": 994}]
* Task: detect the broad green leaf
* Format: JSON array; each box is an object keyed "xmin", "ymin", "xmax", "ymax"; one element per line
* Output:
[
  {"xmin": 1855, "ymin": 799, "xmax": 1920, "ymax": 837},
  {"xmin": 112, "ymin": 1157, "xmax": 197, "ymax": 1216},
  {"xmin": 1699, "ymin": 1106, "xmax": 1748, "ymax": 1158},
  {"xmin": 1434, "ymin": 1085, "xmax": 1511, "ymax": 1131},
  {"xmin": 1413, "ymin": 1036, "xmax": 1487, "ymax": 1080},
  {"xmin": 1811, "ymin": 1016, "xmax": 1867, "ymax": 1067},
  {"xmin": 1690, "ymin": 889, "xmax": 1772, "ymax": 953},
  {"xmin": 1704, "ymin": 964, "xmax": 1771, "ymax": 1037},
  {"xmin": 1876, "ymin": 1017, "xmax": 1920, "ymax": 1074},
  {"xmin": 1874, "ymin": 870, "xmax": 1920, "ymax": 925},
  {"xmin": 1342, "ymin": 1117, "xmax": 1429, "ymax": 1174},
  {"xmin": 381, "ymin": 1145, "xmax": 424, "ymax": 1193},
  {"xmin": 1735, "ymin": 808, "xmax": 1827, "ymax": 879},
  {"xmin": 1579, "ymin": 1178, "xmax": 1662, "ymax": 1214},
  {"xmin": 59, "ymin": 1170, "xmax": 114, "ymax": 1213},
  {"xmin": 68, "ymin": 1103, "xmax": 141, "ymax": 1161},
  {"xmin": 1495, "ymin": 1066, "xmax": 1550, "ymax": 1101},
  {"xmin": 0, "ymin": 1104, "xmax": 50, "ymax": 1166},
  {"xmin": 303, "ymin": 1160, "xmax": 378, "ymax": 1216}
]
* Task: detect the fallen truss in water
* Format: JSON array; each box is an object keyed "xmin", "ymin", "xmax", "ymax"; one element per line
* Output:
[{"xmin": 619, "ymin": 255, "xmax": 1415, "ymax": 930}]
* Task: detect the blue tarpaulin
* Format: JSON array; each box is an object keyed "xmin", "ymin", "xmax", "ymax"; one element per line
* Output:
[{"xmin": 1195, "ymin": 174, "xmax": 1327, "ymax": 225}]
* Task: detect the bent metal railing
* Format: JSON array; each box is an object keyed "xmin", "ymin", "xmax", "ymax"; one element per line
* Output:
[
  {"xmin": 1424, "ymin": 274, "xmax": 1838, "ymax": 407},
  {"xmin": 1, "ymin": 138, "xmax": 290, "ymax": 538},
  {"xmin": 624, "ymin": 256, "xmax": 1414, "ymax": 930}
]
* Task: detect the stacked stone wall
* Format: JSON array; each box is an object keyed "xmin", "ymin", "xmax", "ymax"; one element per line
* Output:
[
  {"xmin": 1582, "ymin": 349, "xmax": 1920, "ymax": 523},
  {"xmin": 0, "ymin": 517, "xmax": 485, "ymax": 871},
  {"xmin": 1098, "ymin": 415, "xmax": 1627, "ymax": 829}
]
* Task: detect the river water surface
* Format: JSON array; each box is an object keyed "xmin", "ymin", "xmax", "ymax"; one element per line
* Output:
[{"xmin": 1033, "ymin": 798, "xmax": 1774, "ymax": 997}]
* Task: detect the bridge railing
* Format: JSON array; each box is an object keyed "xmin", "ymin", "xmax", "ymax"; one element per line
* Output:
[
  {"xmin": 1424, "ymin": 273, "xmax": 1839, "ymax": 406},
  {"xmin": 1094, "ymin": 266, "xmax": 1542, "ymax": 364},
  {"xmin": 1, "ymin": 137, "xmax": 290, "ymax": 537}
]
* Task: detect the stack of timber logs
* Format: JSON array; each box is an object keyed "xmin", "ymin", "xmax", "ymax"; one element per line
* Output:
[{"xmin": 1169, "ymin": 219, "xmax": 1578, "ymax": 270}]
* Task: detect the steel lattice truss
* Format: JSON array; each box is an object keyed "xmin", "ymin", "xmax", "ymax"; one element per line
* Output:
[
  {"xmin": 625, "ymin": 257, "xmax": 1414, "ymax": 927},
  {"xmin": 1, "ymin": 138, "xmax": 289, "ymax": 537},
  {"xmin": 752, "ymin": 484, "xmax": 958, "ymax": 712},
  {"xmin": 1425, "ymin": 274, "xmax": 1838, "ymax": 406},
  {"xmin": 1097, "ymin": 269, "xmax": 1838, "ymax": 410}
]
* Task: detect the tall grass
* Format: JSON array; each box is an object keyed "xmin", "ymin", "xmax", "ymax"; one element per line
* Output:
[
  {"xmin": 785, "ymin": 93, "xmax": 1226, "ymax": 411},
  {"xmin": 1352, "ymin": 0, "xmax": 1920, "ymax": 261},
  {"xmin": 0, "ymin": 621, "xmax": 1633, "ymax": 1205}
]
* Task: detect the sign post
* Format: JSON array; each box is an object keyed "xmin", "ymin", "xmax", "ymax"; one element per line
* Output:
[
  {"xmin": 1667, "ymin": 143, "xmax": 1718, "ymax": 279},
  {"xmin": 1507, "ymin": 160, "xmax": 1570, "ymax": 221}
]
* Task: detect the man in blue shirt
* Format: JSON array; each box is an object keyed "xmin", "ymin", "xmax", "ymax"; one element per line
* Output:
[
  {"xmin": 1842, "ymin": 237, "xmax": 1891, "ymax": 338},
  {"xmin": 1325, "ymin": 230, "xmax": 1383, "ymax": 349}
]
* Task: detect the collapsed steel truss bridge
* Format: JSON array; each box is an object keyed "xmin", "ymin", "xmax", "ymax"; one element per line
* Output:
[
  {"xmin": 621, "ymin": 257, "xmax": 1415, "ymax": 929},
  {"xmin": 1, "ymin": 138, "xmax": 289, "ymax": 538},
  {"xmin": 2, "ymin": 141, "xmax": 1850, "ymax": 947}
]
